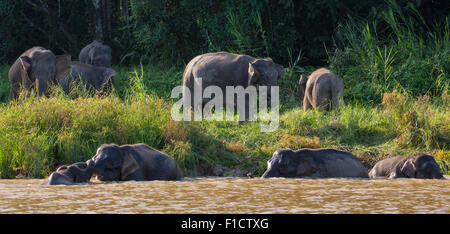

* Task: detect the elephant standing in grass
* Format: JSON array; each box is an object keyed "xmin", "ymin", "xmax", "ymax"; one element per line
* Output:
[
  {"xmin": 369, "ymin": 154, "xmax": 444, "ymax": 179},
  {"xmin": 299, "ymin": 68, "xmax": 344, "ymax": 111},
  {"xmin": 262, "ymin": 148, "xmax": 368, "ymax": 178},
  {"xmin": 79, "ymin": 40, "xmax": 112, "ymax": 67},
  {"xmin": 58, "ymin": 62, "xmax": 117, "ymax": 94},
  {"xmin": 41, "ymin": 161, "xmax": 94, "ymax": 185},
  {"xmin": 89, "ymin": 143, "xmax": 183, "ymax": 181},
  {"xmin": 182, "ymin": 52, "xmax": 284, "ymax": 120},
  {"xmin": 8, "ymin": 47, "xmax": 71, "ymax": 100}
]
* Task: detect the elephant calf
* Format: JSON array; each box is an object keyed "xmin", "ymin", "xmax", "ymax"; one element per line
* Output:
[
  {"xmin": 89, "ymin": 143, "xmax": 183, "ymax": 181},
  {"xmin": 41, "ymin": 161, "xmax": 94, "ymax": 185},
  {"xmin": 79, "ymin": 40, "xmax": 112, "ymax": 67},
  {"xmin": 299, "ymin": 68, "xmax": 344, "ymax": 111},
  {"xmin": 58, "ymin": 62, "xmax": 117, "ymax": 94},
  {"xmin": 262, "ymin": 148, "xmax": 368, "ymax": 178},
  {"xmin": 369, "ymin": 154, "xmax": 444, "ymax": 179}
]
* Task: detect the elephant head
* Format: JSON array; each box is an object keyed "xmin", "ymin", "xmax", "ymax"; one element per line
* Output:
[
  {"xmin": 261, "ymin": 149, "xmax": 317, "ymax": 178},
  {"xmin": 400, "ymin": 154, "xmax": 444, "ymax": 179},
  {"xmin": 299, "ymin": 74, "xmax": 308, "ymax": 93},
  {"xmin": 80, "ymin": 40, "xmax": 112, "ymax": 67},
  {"xmin": 11, "ymin": 47, "xmax": 71, "ymax": 98},
  {"xmin": 248, "ymin": 58, "xmax": 284, "ymax": 95},
  {"xmin": 89, "ymin": 144, "xmax": 140, "ymax": 181}
]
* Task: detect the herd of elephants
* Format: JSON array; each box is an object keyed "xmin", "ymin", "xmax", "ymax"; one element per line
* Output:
[{"xmin": 5, "ymin": 41, "xmax": 445, "ymax": 185}]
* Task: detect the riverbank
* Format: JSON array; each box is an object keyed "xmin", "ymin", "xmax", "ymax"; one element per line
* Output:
[{"xmin": 0, "ymin": 64, "xmax": 448, "ymax": 178}]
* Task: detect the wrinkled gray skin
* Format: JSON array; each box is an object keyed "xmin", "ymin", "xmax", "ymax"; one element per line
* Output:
[
  {"xmin": 369, "ymin": 154, "xmax": 444, "ymax": 179},
  {"xmin": 89, "ymin": 143, "xmax": 183, "ymax": 181},
  {"xmin": 182, "ymin": 52, "xmax": 285, "ymax": 120},
  {"xmin": 262, "ymin": 148, "xmax": 368, "ymax": 178},
  {"xmin": 79, "ymin": 40, "xmax": 112, "ymax": 67},
  {"xmin": 41, "ymin": 161, "xmax": 94, "ymax": 185},
  {"xmin": 299, "ymin": 68, "xmax": 344, "ymax": 111},
  {"xmin": 58, "ymin": 62, "xmax": 116, "ymax": 94},
  {"xmin": 8, "ymin": 47, "xmax": 71, "ymax": 100}
]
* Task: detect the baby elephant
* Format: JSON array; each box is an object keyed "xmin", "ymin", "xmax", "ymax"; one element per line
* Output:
[
  {"xmin": 89, "ymin": 143, "xmax": 183, "ymax": 181},
  {"xmin": 369, "ymin": 154, "xmax": 444, "ymax": 179},
  {"xmin": 58, "ymin": 62, "xmax": 116, "ymax": 94},
  {"xmin": 261, "ymin": 148, "xmax": 368, "ymax": 178},
  {"xmin": 299, "ymin": 68, "xmax": 344, "ymax": 111},
  {"xmin": 41, "ymin": 161, "xmax": 94, "ymax": 185}
]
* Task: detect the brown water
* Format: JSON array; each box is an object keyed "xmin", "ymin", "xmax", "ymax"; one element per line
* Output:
[{"xmin": 0, "ymin": 177, "xmax": 448, "ymax": 214}]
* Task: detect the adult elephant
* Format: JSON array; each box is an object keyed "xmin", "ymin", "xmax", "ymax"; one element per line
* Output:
[
  {"xmin": 41, "ymin": 161, "xmax": 94, "ymax": 185},
  {"xmin": 58, "ymin": 62, "xmax": 117, "ymax": 94},
  {"xmin": 369, "ymin": 154, "xmax": 444, "ymax": 179},
  {"xmin": 8, "ymin": 47, "xmax": 71, "ymax": 100},
  {"xmin": 182, "ymin": 52, "xmax": 285, "ymax": 120},
  {"xmin": 299, "ymin": 68, "xmax": 344, "ymax": 111},
  {"xmin": 88, "ymin": 143, "xmax": 183, "ymax": 181},
  {"xmin": 261, "ymin": 148, "xmax": 368, "ymax": 178},
  {"xmin": 79, "ymin": 40, "xmax": 112, "ymax": 67}
]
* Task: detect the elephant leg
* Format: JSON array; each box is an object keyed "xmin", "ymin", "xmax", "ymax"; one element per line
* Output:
[
  {"xmin": 303, "ymin": 96, "xmax": 312, "ymax": 111},
  {"xmin": 9, "ymin": 82, "xmax": 20, "ymax": 100}
]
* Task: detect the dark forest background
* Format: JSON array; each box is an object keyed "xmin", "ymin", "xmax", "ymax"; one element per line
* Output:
[{"xmin": 0, "ymin": 0, "xmax": 448, "ymax": 66}]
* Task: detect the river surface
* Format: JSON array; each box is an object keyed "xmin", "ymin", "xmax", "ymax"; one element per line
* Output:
[{"xmin": 0, "ymin": 177, "xmax": 448, "ymax": 214}]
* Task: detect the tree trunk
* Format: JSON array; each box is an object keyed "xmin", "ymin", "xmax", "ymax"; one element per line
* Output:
[{"xmin": 92, "ymin": 0, "xmax": 104, "ymax": 42}]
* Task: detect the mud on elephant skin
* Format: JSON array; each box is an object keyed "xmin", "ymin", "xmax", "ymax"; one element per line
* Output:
[
  {"xmin": 8, "ymin": 47, "xmax": 71, "ymax": 100},
  {"xmin": 58, "ymin": 62, "xmax": 117, "ymax": 95},
  {"xmin": 79, "ymin": 40, "xmax": 112, "ymax": 67},
  {"xmin": 89, "ymin": 143, "xmax": 183, "ymax": 181},
  {"xmin": 182, "ymin": 52, "xmax": 285, "ymax": 120},
  {"xmin": 41, "ymin": 161, "xmax": 94, "ymax": 185},
  {"xmin": 299, "ymin": 68, "xmax": 344, "ymax": 112},
  {"xmin": 261, "ymin": 148, "xmax": 369, "ymax": 178},
  {"xmin": 369, "ymin": 154, "xmax": 445, "ymax": 179}
]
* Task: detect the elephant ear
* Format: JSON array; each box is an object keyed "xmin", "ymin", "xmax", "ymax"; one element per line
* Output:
[
  {"xmin": 248, "ymin": 62, "xmax": 260, "ymax": 85},
  {"xmin": 400, "ymin": 158, "xmax": 416, "ymax": 178},
  {"xmin": 55, "ymin": 55, "xmax": 71, "ymax": 82},
  {"xmin": 121, "ymin": 152, "xmax": 140, "ymax": 180},
  {"xmin": 103, "ymin": 68, "xmax": 117, "ymax": 82},
  {"xmin": 19, "ymin": 56, "xmax": 32, "ymax": 71}
]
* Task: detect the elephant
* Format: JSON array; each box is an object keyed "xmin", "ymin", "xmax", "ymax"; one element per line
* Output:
[
  {"xmin": 261, "ymin": 148, "xmax": 369, "ymax": 178},
  {"xmin": 58, "ymin": 61, "xmax": 117, "ymax": 94},
  {"xmin": 41, "ymin": 161, "xmax": 94, "ymax": 185},
  {"xmin": 88, "ymin": 143, "xmax": 183, "ymax": 181},
  {"xmin": 369, "ymin": 154, "xmax": 445, "ymax": 179},
  {"xmin": 8, "ymin": 47, "xmax": 71, "ymax": 100},
  {"xmin": 299, "ymin": 68, "xmax": 344, "ymax": 111},
  {"xmin": 79, "ymin": 40, "xmax": 112, "ymax": 67},
  {"xmin": 181, "ymin": 52, "xmax": 285, "ymax": 120}
]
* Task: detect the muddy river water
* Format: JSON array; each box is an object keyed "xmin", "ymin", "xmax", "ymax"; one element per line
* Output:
[{"xmin": 0, "ymin": 177, "xmax": 448, "ymax": 213}]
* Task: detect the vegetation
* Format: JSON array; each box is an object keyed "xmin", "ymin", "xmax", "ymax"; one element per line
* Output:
[{"xmin": 0, "ymin": 1, "xmax": 448, "ymax": 178}]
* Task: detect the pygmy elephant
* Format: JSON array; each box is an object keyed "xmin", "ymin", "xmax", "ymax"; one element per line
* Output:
[
  {"xmin": 8, "ymin": 47, "xmax": 71, "ymax": 100},
  {"xmin": 58, "ymin": 62, "xmax": 116, "ymax": 94},
  {"xmin": 79, "ymin": 40, "xmax": 112, "ymax": 67},
  {"xmin": 89, "ymin": 143, "xmax": 183, "ymax": 181},
  {"xmin": 261, "ymin": 148, "xmax": 369, "ymax": 178},
  {"xmin": 299, "ymin": 68, "xmax": 344, "ymax": 111},
  {"xmin": 369, "ymin": 154, "xmax": 444, "ymax": 179},
  {"xmin": 182, "ymin": 52, "xmax": 285, "ymax": 120},
  {"xmin": 41, "ymin": 161, "xmax": 94, "ymax": 185}
]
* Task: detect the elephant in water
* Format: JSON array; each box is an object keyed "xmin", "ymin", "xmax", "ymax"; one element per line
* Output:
[
  {"xmin": 182, "ymin": 52, "xmax": 285, "ymax": 120},
  {"xmin": 369, "ymin": 154, "xmax": 444, "ymax": 179},
  {"xmin": 41, "ymin": 161, "xmax": 94, "ymax": 185},
  {"xmin": 8, "ymin": 47, "xmax": 71, "ymax": 100},
  {"xmin": 58, "ymin": 62, "xmax": 116, "ymax": 94},
  {"xmin": 299, "ymin": 68, "xmax": 344, "ymax": 111},
  {"xmin": 261, "ymin": 148, "xmax": 368, "ymax": 178},
  {"xmin": 79, "ymin": 40, "xmax": 112, "ymax": 67},
  {"xmin": 88, "ymin": 143, "xmax": 183, "ymax": 181}
]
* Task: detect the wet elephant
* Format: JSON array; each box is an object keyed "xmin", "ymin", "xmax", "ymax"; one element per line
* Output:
[
  {"xmin": 8, "ymin": 47, "xmax": 71, "ymax": 100},
  {"xmin": 58, "ymin": 62, "xmax": 116, "ymax": 94},
  {"xmin": 261, "ymin": 148, "xmax": 368, "ymax": 178},
  {"xmin": 79, "ymin": 40, "xmax": 112, "ymax": 67},
  {"xmin": 182, "ymin": 52, "xmax": 285, "ymax": 120},
  {"xmin": 89, "ymin": 143, "xmax": 183, "ymax": 181},
  {"xmin": 41, "ymin": 161, "xmax": 94, "ymax": 185},
  {"xmin": 369, "ymin": 154, "xmax": 444, "ymax": 179},
  {"xmin": 299, "ymin": 68, "xmax": 344, "ymax": 111}
]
